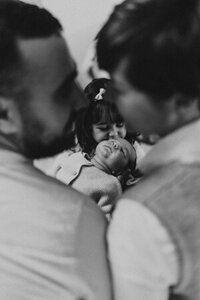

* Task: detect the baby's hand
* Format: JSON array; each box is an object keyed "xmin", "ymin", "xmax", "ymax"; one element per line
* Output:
[
  {"xmin": 97, "ymin": 195, "xmax": 115, "ymax": 221},
  {"xmin": 117, "ymin": 169, "xmax": 131, "ymax": 186}
]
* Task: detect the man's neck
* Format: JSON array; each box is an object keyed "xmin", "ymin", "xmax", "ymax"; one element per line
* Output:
[{"xmin": 0, "ymin": 134, "xmax": 20, "ymax": 153}]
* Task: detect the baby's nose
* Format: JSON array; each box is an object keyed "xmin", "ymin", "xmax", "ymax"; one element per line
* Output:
[
  {"xmin": 109, "ymin": 140, "xmax": 119, "ymax": 150},
  {"xmin": 113, "ymin": 141, "xmax": 119, "ymax": 149}
]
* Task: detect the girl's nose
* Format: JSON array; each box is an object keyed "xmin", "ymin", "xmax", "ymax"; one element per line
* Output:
[{"xmin": 109, "ymin": 126, "xmax": 119, "ymax": 139}]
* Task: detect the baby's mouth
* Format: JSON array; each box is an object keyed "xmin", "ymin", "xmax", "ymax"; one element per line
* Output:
[{"xmin": 104, "ymin": 145, "xmax": 112, "ymax": 154}]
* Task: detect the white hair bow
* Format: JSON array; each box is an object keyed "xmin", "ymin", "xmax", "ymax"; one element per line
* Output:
[{"xmin": 95, "ymin": 88, "xmax": 106, "ymax": 100}]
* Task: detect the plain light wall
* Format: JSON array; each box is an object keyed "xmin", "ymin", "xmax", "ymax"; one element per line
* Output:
[
  {"xmin": 22, "ymin": 0, "xmax": 123, "ymax": 85},
  {"xmin": 41, "ymin": 0, "xmax": 117, "ymax": 85}
]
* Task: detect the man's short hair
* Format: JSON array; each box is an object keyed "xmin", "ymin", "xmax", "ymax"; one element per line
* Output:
[
  {"xmin": 96, "ymin": 0, "xmax": 200, "ymax": 100},
  {"xmin": 0, "ymin": 0, "xmax": 62, "ymax": 97}
]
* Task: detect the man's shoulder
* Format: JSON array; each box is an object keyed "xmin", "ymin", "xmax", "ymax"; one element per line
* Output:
[
  {"xmin": 9, "ymin": 162, "xmax": 106, "ymax": 232},
  {"xmin": 122, "ymin": 161, "xmax": 200, "ymax": 202},
  {"xmin": 11, "ymin": 161, "xmax": 96, "ymax": 216}
]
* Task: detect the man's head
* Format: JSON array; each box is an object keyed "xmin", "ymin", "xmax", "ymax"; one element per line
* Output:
[
  {"xmin": 93, "ymin": 138, "xmax": 136, "ymax": 174},
  {"xmin": 0, "ymin": 0, "xmax": 86, "ymax": 159},
  {"xmin": 97, "ymin": 0, "xmax": 200, "ymax": 137}
]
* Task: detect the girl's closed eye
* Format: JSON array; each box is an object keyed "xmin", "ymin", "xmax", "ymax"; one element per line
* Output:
[
  {"xmin": 96, "ymin": 125, "xmax": 110, "ymax": 132},
  {"xmin": 116, "ymin": 122, "xmax": 125, "ymax": 128}
]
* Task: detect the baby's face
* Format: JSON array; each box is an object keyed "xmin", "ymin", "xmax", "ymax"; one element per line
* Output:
[{"xmin": 95, "ymin": 138, "xmax": 135, "ymax": 173}]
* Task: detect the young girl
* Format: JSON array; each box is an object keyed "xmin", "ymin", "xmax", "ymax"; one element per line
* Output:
[
  {"xmin": 46, "ymin": 79, "xmax": 141, "ymax": 215},
  {"xmin": 75, "ymin": 78, "xmax": 145, "ymax": 179},
  {"xmin": 75, "ymin": 78, "xmax": 128, "ymax": 158}
]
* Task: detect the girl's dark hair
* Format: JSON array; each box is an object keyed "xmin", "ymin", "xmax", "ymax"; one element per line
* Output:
[{"xmin": 76, "ymin": 78, "xmax": 124, "ymax": 156}]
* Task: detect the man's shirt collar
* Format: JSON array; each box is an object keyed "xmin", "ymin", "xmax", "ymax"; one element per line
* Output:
[{"xmin": 139, "ymin": 119, "xmax": 200, "ymax": 174}]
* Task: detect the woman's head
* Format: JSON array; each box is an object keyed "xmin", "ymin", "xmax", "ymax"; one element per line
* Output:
[{"xmin": 76, "ymin": 78, "xmax": 127, "ymax": 156}]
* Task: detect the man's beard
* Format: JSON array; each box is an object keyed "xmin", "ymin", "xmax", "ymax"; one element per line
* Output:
[
  {"xmin": 17, "ymin": 112, "xmax": 76, "ymax": 159},
  {"xmin": 22, "ymin": 129, "xmax": 76, "ymax": 159}
]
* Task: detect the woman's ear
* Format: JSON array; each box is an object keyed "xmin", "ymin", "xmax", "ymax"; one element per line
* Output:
[{"xmin": 0, "ymin": 96, "xmax": 21, "ymax": 135}]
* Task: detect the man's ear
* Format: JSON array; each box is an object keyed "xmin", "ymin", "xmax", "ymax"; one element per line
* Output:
[
  {"xmin": 0, "ymin": 96, "xmax": 20, "ymax": 135},
  {"xmin": 173, "ymin": 94, "xmax": 194, "ymax": 108},
  {"xmin": 166, "ymin": 94, "xmax": 200, "ymax": 129},
  {"xmin": 173, "ymin": 94, "xmax": 200, "ymax": 119}
]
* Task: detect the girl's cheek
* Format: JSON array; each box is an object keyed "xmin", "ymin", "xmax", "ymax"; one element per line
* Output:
[
  {"xmin": 99, "ymin": 131, "xmax": 109, "ymax": 140},
  {"xmin": 93, "ymin": 131, "xmax": 108, "ymax": 143},
  {"xmin": 119, "ymin": 128, "xmax": 126, "ymax": 138}
]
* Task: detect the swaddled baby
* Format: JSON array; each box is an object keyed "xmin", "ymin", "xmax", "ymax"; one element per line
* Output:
[{"xmin": 49, "ymin": 138, "xmax": 137, "ymax": 215}]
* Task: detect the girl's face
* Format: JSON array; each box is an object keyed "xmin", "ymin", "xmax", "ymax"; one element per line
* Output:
[{"xmin": 92, "ymin": 122, "xmax": 127, "ymax": 143}]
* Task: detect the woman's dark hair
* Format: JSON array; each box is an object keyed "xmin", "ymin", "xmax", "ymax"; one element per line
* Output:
[
  {"xmin": 97, "ymin": 0, "xmax": 200, "ymax": 101},
  {"xmin": 75, "ymin": 78, "xmax": 125, "ymax": 156}
]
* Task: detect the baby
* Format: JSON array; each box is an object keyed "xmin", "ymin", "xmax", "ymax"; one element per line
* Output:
[
  {"xmin": 91, "ymin": 138, "xmax": 136, "ymax": 176},
  {"xmin": 49, "ymin": 138, "xmax": 136, "ymax": 215}
]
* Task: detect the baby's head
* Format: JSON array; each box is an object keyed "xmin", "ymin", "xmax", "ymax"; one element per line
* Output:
[{"xmin": 93, "ymin": 138, "xmax": 136, "ymax": 175}]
